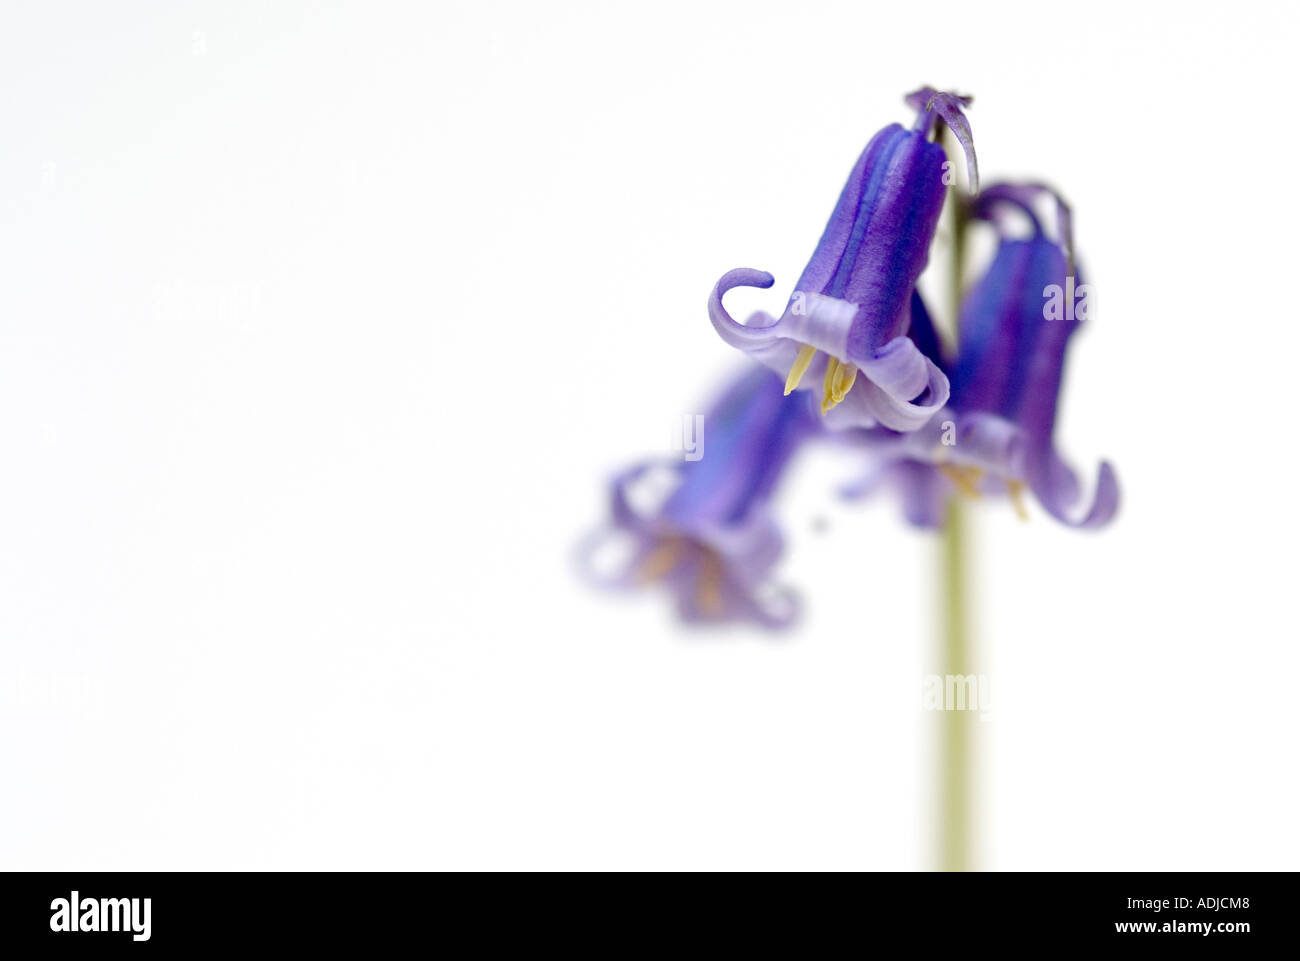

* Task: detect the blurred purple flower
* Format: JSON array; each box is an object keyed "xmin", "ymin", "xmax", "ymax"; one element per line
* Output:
[
  {"xmin": 851, "ymin": 184, "xmax": 1119, "ymax": 529},
  {"xmin": 581, "ymin": 365, "xmax": 819, "ymax": 627},
  {"xmin": 707, "ymin": 88, "xmax": 976, "ymax": 431}
]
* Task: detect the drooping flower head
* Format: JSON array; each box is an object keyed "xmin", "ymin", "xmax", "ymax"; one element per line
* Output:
[
  {"xmin": 707, "ymin": 87, "xmax": 977, "ymax": 432},
  {"xmin": 580, "ymin": 365, "xmax": 820, "ymax": 627},
  {"xmin": 852, "ymin": 183, "xmax": 1119, "ymax": 528}
]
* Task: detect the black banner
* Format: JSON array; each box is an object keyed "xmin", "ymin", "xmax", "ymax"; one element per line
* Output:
[{"xmin": 0, "ymin": 871, "xmax": 1289, "ymax": 950}]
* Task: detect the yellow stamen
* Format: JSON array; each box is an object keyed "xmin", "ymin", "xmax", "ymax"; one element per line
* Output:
[
  {"xmin": 696, "ymin": 552, "xmax": 724, "ymax": 616},
  {"xmin": 816, "ymin": 355, "xmax": 857, "ymax": 415},
  {"xmin": 637, "ymin": 540, "xmax": 682, "ymax": 582},
  {"xmin": 1006, "ymin": 479, "xmax": 1030, "ymax": 521},
  {"xmin": 784, "ymin": 344, "xmax": 818, "ymax": 395},
  {"xmin": 939, "ymin": 463, "xmax": 984, "ymax": 499},
  {"xmin": 832, "ymin": 360, "xmax": 858, "ymax": 403},
  {"xmin": 821, "ymin": 356, "xmax": 840, "ymax": 414}
]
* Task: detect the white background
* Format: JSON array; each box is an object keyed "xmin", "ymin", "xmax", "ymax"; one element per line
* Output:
[{"xmin": 2, "ymin": 0, "xmax": 1296, "ymax": 870}]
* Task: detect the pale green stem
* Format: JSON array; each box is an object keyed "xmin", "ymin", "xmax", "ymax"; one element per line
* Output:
[
  {"xmin": 938, "ymin": 125, "xmax": 973, "ymax": 872},
  {"xmin": 939, "ymin": 497, "xmax": 971, "ymax": 871}
]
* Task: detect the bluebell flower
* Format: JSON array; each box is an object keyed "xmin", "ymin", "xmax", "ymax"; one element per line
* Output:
[
  {"xmin": 581, "ymin": 365, "xmax": 820, "ymax": 627},
  {"xmin": 851, "ymin": 184, "xmax": 1119, "ymax": 528},
  {"xmin": 707, "ymin": 88, "xmax": 977, "ymax": 431}
]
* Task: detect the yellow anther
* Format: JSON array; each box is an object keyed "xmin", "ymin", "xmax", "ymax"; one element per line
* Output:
[
  {"xmin": 832, "ymin": 360, "xmax": 858, "ymax": 403},
  {"xmin": 1006, "ymin": 479, "xmax": 1030, "ymax": 521},
  {"xmin": 637, "ymin": 540, "xmax": 682, "ymax": 582},
  {"xmin": 818, "ymin": 356, "xmax": 856, "ymax": 415},
  {"xmin": 821, "ymin": 356, "xmax": 840, "ymax": 414},
  {"xmin": 785, "ymin": 344, "xmax": 856, "ymax": 414},
  {"xmin": 784, "ymin": 344, "xmax": 818, "ymax": 395},
  {"xmin": 939, "ymin": 463, "xmax": 984, "ymax": 499}
]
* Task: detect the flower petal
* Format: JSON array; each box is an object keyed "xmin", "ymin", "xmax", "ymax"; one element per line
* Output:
[
  {"xmin": 892, "ymin": 459, "xmax": 947, "ymax": 529},
  {"xmin": 905, "ymin": 87, "xmax": 978, "ymax": 192},
  {"xmin": 825, "ymin": 337, "xmax": 951, "ymax": 432},
  {"xmin": 708, "ymin": 267, "xmax": 779, "ymax": 349},
  {"xmin": 1026, "ymin": 452, "xmax": 1120, "ymax": 529},
  {"xmin": 952, "ymin": 411, "xmax": 1026, "ymax": 477},
  {"xmin": 777, "ymin": 292, "xmax": 859, "ymax": 358}
]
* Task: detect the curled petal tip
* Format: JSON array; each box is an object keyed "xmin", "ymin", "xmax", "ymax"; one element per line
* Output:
[
  {"xmin": 905, "ymin": 86, "xmax": 973, "ymax": 111},
  {"xmin": 1062, "ymin": 459, "xmax": 1119, "ymax": 530},
  {"xmin": 719, "ymin": 266, "xmax": 775, "ymax": 291},
  {"xmin": 1087, "ymin": 460, "xmax": 1121, "ymax": 528},
  {"xmin": 905, "ymin": 86, "xmax": 978, "ymax": 193},
  {"xmin": 708, "ymin": 268, "xmax": 779, "ymax": 348},
  {"xmin": 1029, "ymin": 455, "xmax": 1120, "ymax": 530},
  {"xmin": 975, "ymin": 182, "xmax": 1076, "ymax": 270}
]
